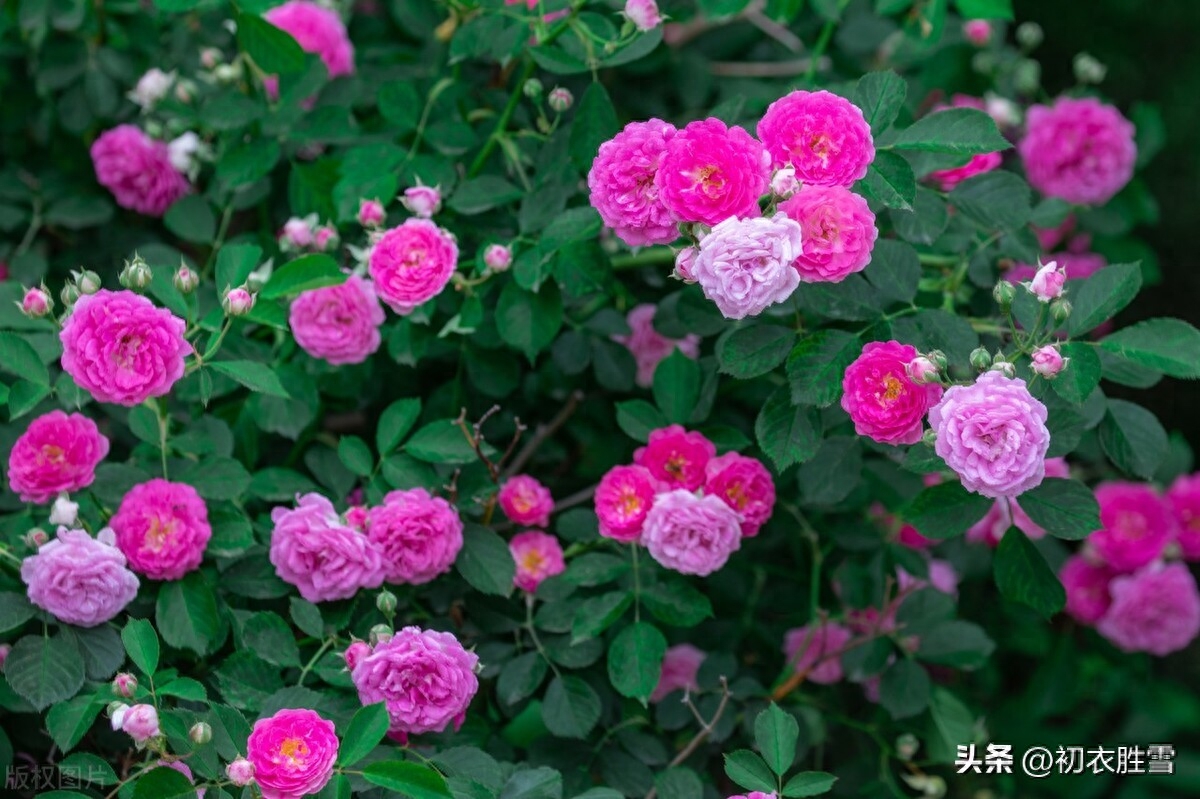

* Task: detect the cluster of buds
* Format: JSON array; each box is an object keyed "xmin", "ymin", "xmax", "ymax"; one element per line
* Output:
[
  {"xmin": 1073, "ymin": 52, "xmax": 1107, "ymax": 84},
  {"xmin": 400, "ymin": 183, "xmax": 441, "ymax": 219},
  {"xmin": 906, "ymin": 350, "xmax": 947, "ymax": 384},
  {"xmin": 119, "ymin": 254, "xmax": 154, "ymax": 292},
  {"xmin": 222, "ymin": 285, "xmax": 256, "ymax": 317},
  {"xmin": 59, "ymin": 269, "xmax": 103, "ymax": 309},
  {"xmin": 279, "ymin": 214, "xmax": 339, "ymax": 254}
]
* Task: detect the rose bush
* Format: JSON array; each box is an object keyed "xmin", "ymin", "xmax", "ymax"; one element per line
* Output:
[{"xmin": 0, "ymin": 1, "xmax": 1197, "ymax": 798}]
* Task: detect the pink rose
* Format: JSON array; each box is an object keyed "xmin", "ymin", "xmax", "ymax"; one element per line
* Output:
[
  {"xmin": 634, "ymin": 425, "xmax": 715, "ymax": 491},
  {"xmin": 965, "ymin": 459, "xmax": 1070, "ymax": 546},
  {"xmin": 963, "ymin": 19, "xmax": 991, "ymax": 45},
  {"xmin": 1031, "ymin": 344, "xmax": 1067, "ymax": 377},
  {"xmin": 483, "ymin": 244, "xmax": 512, "ymax": 272},
  {"xmin": 770, "ymin": 166, "xmax": 799, "ymax": 198},
  {"xmin": 624, "ymin": 0, "xmax": 662, "ymax": 31},
  {"xmin": 692, "ymin": 213, "xmax": 803, "ymax": 320},
  {"xmin": 313, "ymin": 226, "xmax": 338, "ymax": 251},
  {"xmin": 497, "ymin": 475, "xmax": 554, "ymax": 528},
  {"xmin": 246, "ymin": 708, "xmax": 339, "ymax": 799},
  {"xmin": 656, "ymin": 118, "xmax": 769, "ymax": 226},
  {"xmin": 926, "ymin": 97, "xmax": 1003, "ymax": 190},
  {"xmin": 778, "ymin": 185, "xmax": 878, "ymax": 283},
  {"xmin": 588, "ymin": 120, "xmax": 680, "ymax": 247},
  {"xmin": 897, "ymin": 558, "xmax": 958, "ymax": 598},
  {"xmin": 21, "ymin": 528, "xmax": 139, "ymax": 627},
  {"xmin": 344, "ymin": 641, "xmax": 371, "ymax": 671},
  {"xmin": 91, "ymin": 125, "xmax": 190, "ymax": 216},
  {"xmin": 366, "ymin": 488, "xmax": 464, "ymax": 584},
  {"xmin": 111, "ymin": 479, "xmax": 211, "ymax": 581},
  {"xmin": 1019, "ymin": 96, "xmax": 1136, "ymax": 206},
  {"xmin": 1088, "ymin": 482, "xmax": 1174, "ymax": 573},
  {"xmin": 594, "ymin": 464, "xmax": 659, "ymax": 542},
  {"xmin": 674, "ymin": 247, "xmax": 698, "ymax": 282},
  {"xmin": 113, "ymin": 672, "xmax": 137, "ymax": 697},
  {"xmin": 642, "ymin": 489, "xmax": 742, "ymax": 576},
  {"xmin": 60, "ymin": 290, "xmax": 192, "ymax": 406},
  {"xmin": 703, "ymin": 452, "xmax": 776, "ymax": 537},
  {"xmin": 841, "ymin": 341, "xmax": 943, "ymax": 446},
  {"xmin": 226, "ymin": 757, "xmax": 256, "ymax": 787},
  {"xmin": 402, "ymin": 185, "xmax": 442, "ymax": 218},
  {"xmin": 270, "ymin": 493, "xmax": 386, "ymax": 603},
  {"xmin": 612, "ymin": 304, "xmax": 701, "ymax": 388},
  {"xmin": 368, "ymin": 219, "xmax": 459, "ymax": 315},
  {"xmin": 782, "ymin": 622, "xmax": 853, "ymax": 684},
  {"xmin": 351, "ymin": 626, "xmax": 479, "ymax": 738},
  {"xmin": 120, "ymin": 704, "xmax": 160, "ymax": 744},
  {"xmin": 281, "ymin": 217, "xmax": 315, "ymax": 250},
  {"xmin": 928, "ymin": 372, "xmax": 1050, "ymax": 498},
  {"xmin": 1096, "ymin": 562, "xmax": 1200, "ymax": 656},
  {"xmin": 756, "ymin": 90, "xmax": 874, "ymax": 187},
  {"xmin": 1166, "ymin": 473, "xmax": 1200, "ymax": 560},
  {"xmin": 21, "ymin": 287, "xmax": 52, "ymax": 317},
  {"xmin": 264, "ymin": 1, "xmax": 355, "ymax": 79},
  {"xmin": 357, "ymin": 198, "xmax": 385, "ymax": 227},
  {"xmin": 509, "ymin": 530, "xmax": 565, "ymax": 593},
  {"xmin": 1060, "ymin": 554, "xmax": 1116, "ymax": 624},
  {"xmin": 1027, "ymin": 261, "xmax": 1066, "ymax": 302},
  {"xmin": 289, "ymin": 275, "xmax": 385, "ymax": 365},
  {"xmin": 650, "ymin": 643, "xmax": 705, "ymax": 702},
  {"xmin": 7, "ymin": 411, "xmax": 109, "ymax": 503}
]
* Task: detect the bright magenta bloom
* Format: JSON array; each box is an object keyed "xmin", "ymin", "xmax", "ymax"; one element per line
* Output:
[
  {"xmin": 246, "ymin": 708, "xmax": 339, "ymax": 799},
  {"xmin": 778, "ymin": 185, "xmax": 877, "ymax": 283},
  {"xmin": 1096, "ymin": 562, "xmax": 1200, "ymax": 656},
  {"xmin": 7, "ymin": 411, "xmax": 109, "ymax": 503},
  {"xmin": 1018, "ymin": 96, "xmax": 1136, "ymax": 206},
  {"xmin": 642, "ymin": 489, "xmax": 742, "ymax": 576},
  {"xmin": 594, "ymin": 464, "xmax": 659, "ymax": 543},
  {"xmin": 783, "ymin": 621, "xmax": 853, "ymax": 684},
  {"xmin": 634, "ymin": 425, "xmax": 716, "ymax": 491},
  {"xmin": 588, "ymin": 120, "xmax": 679, "ymax": 246},
  {"xmin": 289, "ymin": 275, "xmax": 385, "ymax": 365},
  {"xmin": 704, "ymin": 452, "xmax": 776, "ymax": 537},
  {"xmin": 1166, "ymin": 473, "xmax": 1200, "ymax": 560},
  {"xmin": 841, "ymin": 341, "xmax": 943, "ymax": 446},
  {"xmin": 90, "ymin": 125, "xmax": 190, "ymax": 216},
  {"xmin": 1088, "ymin": 482, "xmax": 1174, "ymax": 573},
  {"xmin": 264, "ymin": 1, "xmax": 355, "ymax": 79},
  {"xmin": 498, "ymin": 475, "xmax": 554, "ymax": 528},
  {"xmin": 111, "ymin": 479, "xmax": 211, "ymax": 581},
  {"xmin": 650, "ymin": 643, "xmax": 705, "ymax": 702},
  {"xmin": 368, "ymin": 219, "xmax": 459, "ymax": 315},
  {"xmin": 270, "ymin": 493, "xmax": 385, "ymax": 602},
  {"xmin": 656, "ymin": 118, "xmax": 769, "ymax": 226},
  {"xmin": 509, "ymin": 530, "xmax": 565, "ymax": 593},
  {"xmin": 756, "ymin": 90, "xmax": 874, "ymax": 187},
  {"xmin": 613, "ymin": 304, "xmax": 701, "ymax": 388},
  {"xmin": 21, "ymin": 529, "xmax": 139, "ymax": 627},
  {"xmin": 366, "ymin": 488, "xmax": 463, "ymax": 584},
  {"xmin": 1060, "ymin": 554, "xmax": 1116, "ymax": 624}
]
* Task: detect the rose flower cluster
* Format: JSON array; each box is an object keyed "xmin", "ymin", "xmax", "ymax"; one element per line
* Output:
[{"xmin": 593, "ymin": 425, "xmax": 776, "ymax": 576}]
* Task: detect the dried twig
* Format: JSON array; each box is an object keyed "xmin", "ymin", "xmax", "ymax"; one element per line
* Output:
[
  {"xmin": 644, "ymin": 677, "xmax": 733, "ymax": 799},
  {"xmin": 503, "ymin": 390, "xmax": 584, "ymax": 478}
]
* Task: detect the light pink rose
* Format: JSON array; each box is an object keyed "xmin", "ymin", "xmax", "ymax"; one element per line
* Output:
[
  {"xmin": 21, "ymin": 528, "xmax": 139, "ymax": 627},
  {"xmin": 225, "ymin": 757, "xmax": 256, "ymax": 787},
  {"xmin": 1027, "ymin": 261, "xmax": 1066, "ymax": 302},
  {"xmin": 642, "ymin": 489, "xmax": 742, "ymax": 576},
  {"xmin": 691, "ymin": 213, "xmax": 803, "ymax": 319},
  {"xmin": 650, "ymin": 643, "xmax": 705, "ymax": 702},
  {"xmin": 111, "ymin": 479, "xmax": 211, "ymax": 581},
  {"xmin": 91, "ymin": 125, "xmax": 191, "ymax": 217},
  {"xmin": 624, "ymin": 0, "xmax": 662, "ymax": 30},
  {"xmin": 612, "ymin": 304, "xmax": 701, "ymax": 388},
  {"xmin": 497, "ymin": 475, "xmax": 554, "ymax": 528},
  {"xmin": 1031, "ymin": 345, "xmax": 1067, "ymax": 377},
  {"xmin": 402, "ymin": 185, "xmax": 442, "ymax": 218},
  {"xmin": 782, "ymin": 622, "xmax": 853, "ymax": 684},
  {"xmin": 289, "ymin": 275, "xmax": 385, "ymax": 365},
  {"xmin": 21, "ymin": 287, "xmax": 52, "ymax": 317},
  {"xmin": 120, "ymin": 704, "xmax": 160, "ymax": 744},
  {"xmin": 483, "ymin": 244, "xmax": 512, "ymax": 272},
  {"xmin": 7, "ymin": 411, "xmax": 109, "ymax": 503},
  {"xmin": 897, "ymin": 558, "xmax": 958, "ymax": 598},
  {"xmin": 358, "ymin": 199, "xmax": 385, "ymax": 227},
  {"xmin": 368, "ymin": 219, "xmax": 459, "ymax": 315},
  {"xmin": 1096, "ymin": 562, "xmax": 1200, "ymax": 656},
  {"xmin": 509, "ymin": 530, "xmax": 565, "ymax": 593},
  {"xmin": 778, "ymin": 185, "xmax": 877, "ymax": 283},
  {"xmin": 246, "ymin": 708, "xmax": 339, "ymax": 799},
  {"xmin": 270, "ymin": 493, "xmax": 386, "ymax": 602},
  {"xmin": 366, "ymin": 488, "xmax": 463, "ymax": 584},
  {"xmin": 756, "ymin": 90, "xmax": 874, "ymax": 187},
  {"xmin": 264, "ymin": 0, "xmax": 355, "ymax": 79}
]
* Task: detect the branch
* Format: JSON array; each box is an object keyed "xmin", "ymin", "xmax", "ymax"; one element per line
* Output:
[
  {"xmin": 644, "ymin": 677, "xmax": 732, "ymax": 799},
  {"xmin": 503, "ymin": 390, "xmax": 584, "ymax": 478}
]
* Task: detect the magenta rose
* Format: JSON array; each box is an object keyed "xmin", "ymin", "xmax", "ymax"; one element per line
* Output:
[
  {"xmin": 246, "ymin": 708, "xmax": 339, "ymax": 799},
  {"xmin": 368, "ymin": 219, "xmax": 459, "ymax": 315},
  {"xmin": 925, "ymin": 96, "xmax": 1004, "ymax": 191},
  {"xmin": 1096, "ymin": 562, "xmax": 1200, "ymax": 656},
  {"xmin": 111, "ymin": 479, "xmax": 211, "ymax": 582},
  {"xmin": 897, "ymin": 558, "xmax": 959, "ymax": 598},
  {"xmin": 704, "ymin": 452, "xmax": 776, "ymax": 537},
  {"xmin": 841, "ymin": 341, "xmax": 943, "ymax": 446},
  {"xmin": 1060, "ymin": 554, "xmax": 1116, "ymax": 625},
  {"xmin": 265, "ymin": 0, "xmax": 354, "ymax": 79},
  {"xmin": 1167, "ymin": 473, "xmax": 1200, "ymax": 560},
  {"xmin": 21, "ymin": 528, "xmax": 139, "ymax": 627},
  {"xmin": 289, "ymin": 275, "xmax": 385, "ymax": 365},
  {"xmin": 782, "ymin": 621, "xmax": 853, "ymax": 684},
  {"xmin": 756, "ymin": 90, "xmax": 874, "ymax": 187},
  {"xmin": 351, "ymin": 626, "xmax": 479, "ymax": 738},
  {"xmin": 90, "ymin": 125, "xmax": 190, "ymax": 216},
  {"xmin": 1087, "ymin": 482, "xmax": 1174, "ymax": 573},
  {"xmin": 509, "ymin": 530, "xmax": 565, "ymax": 593},
  {"xmin": 928, "ymin": 371, "xmax": 1050, "ymax": 498},
  {"xmin": 612, "ymin": 304, "xmax": 701, "ymax": 388},
  {"xmin": 270, "ymin": 493, "xmax": 386, "ymax": 603},
  {"xmin": 692, "ymin": 213, "xmax": 803, "ymax": 320},
  {"xmin": 634, "ymin": 425, "xmax": 716, "ymax": 491},
  {"xmin": 650, "ymin": 643, "xmax": 705, "ymax": 702},
  {"xmin": 655, "ymin": 117, "xmax": 769, "ymax": 226},
  {"xmin": 1018, "ymin": 96, "xmax": 1136, "ymax": 206},
  {"xmin": 588, "ymin": 119, "xmax": 680, "ymax": 246},
  {"xmin": 778, "ymin": 185, "xmax": 877, "ymax": 283},
  {"xmin": 60, "ymin": 290, "xmax": 192, "ymax": 406},
  {"xmin": 594, "ymin": 464, "xmax": 659, "ymax": 543},
  {"xmin": 366, "ymin": 488, "xmax": 463, "ymax": 584},
  {"xmin": 7, "ymin": 410, "xmax": 109, "ymax": 503},
  {"xmin": 497, "ymin": 475, "xmax": 554, "ymax": 528},
  {"xmin": 642, "ymin": 489, "xmax": 742, "ymax": 576}
]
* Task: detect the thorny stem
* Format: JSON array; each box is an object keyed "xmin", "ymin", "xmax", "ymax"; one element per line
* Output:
[
  {"xmin": 200, "ymin": 203, "xmax": 235, "ymax": 282},
  {"xmin": 504, "ymin": 390, "xmax": 584, "ymax": 478},
  {"xmin": 643, "ymin": 677, "xmax": 733, "ymax": 799}
]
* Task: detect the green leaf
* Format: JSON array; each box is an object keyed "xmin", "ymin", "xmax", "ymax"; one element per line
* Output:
[
  {"xmin": 1099, "ymin": 318, "xmax": 1200, "ymax": 378},
  {"xmin": 337, "ymin": 435, "xmax": 374, "ymax": 477},
  {"xmin": 8, "ymin": 380, "xmax": 51, "ymax": 419},
  {"xmin": 571, "ymin": 591, "xmax": 632, "ymax": 642},
  {"xmin": 755, "ymin": 704, "xmax": 799, "ymax": 776},
  {"xmin": 163, "ymin": 195, "xmax": 216, "ymax": 244},
  {"xmin": 1099, "ymin": 399, "xmax": 1168, "ymax": 479},
  {"xmin": 215, "ymin": 244, "xmax": 262, "ymax": 293},
  {"xmin": 994, "ymin": 528, "xmax": 1066, "ymax": 618},
  {"xmin": 377, "ymin": 398, "xmax": 422, "ymax": 454},
  {"xmin": 755, "ymin": 389, "xmax": 820, "ymax": 471},
  {"xmin": 46, "ymin": 693, "xmax": 104, "ymax": 753},
  {"xmin": 157, "ymin": 677, "xmax": 207, "ymax": 701},
  {"xmin": 878, "ymin": 658, "xmax": 931, "ymax": 720},
  {"xmin": 59, "ymin": 752, "xmax": 117, "ymax": 786},
  {"xmin": 179, "ymin": 457, "xmax": 251, "ymax": 500},
  {"xmin": 786, "ymin": 329, "xmax": 861, "ymax": 407},
  {"xmin": 338, "ymin": 702, "xmax": 391, "ymax": 767},
  {"xmin": 948, "ymin": 171, "xmax": 1031, "ymax": 230},
  {"xmin": 607, "ymin": 622, "xmax": 666, "ymax": 703},
  {"xmin": 447, "ymin": 176, "xmax": 524, "ymax": 215},
  {"xmin": 260, "ymin": 254, "xmax": 346, "ymax": 299},
  {"xmin": 156, "ymin": 572, "xmax": 225, "ymax": 656},
  {"xmin": 797, "ymin": 436, "xmax": 862, "ymax": 506},
  {"xmin": 497, "ymin": 651, "xmax": 549, "ymax": 706},
  {"xmin": 954, "ymin": 0, "xmax": 1013, "ymax": 20},
  {"xmin": 858, "ymin": 150, "xmax": 916, "ymax": 210},
  {"xmin": 890, "ymin": 187, "xmax": 949, "ymax": 245},
  {"xmin": 654, "ymin": 768, "xmax": 703, "ymax": 799},
  {"xmin": 641, "ymin": 579, "xmax": 713, "ymax": 628},
  {"xmin": 893, "ymin": 108, "xmax": 1011, "ymax": 155},
  {"xmin": 405, "ymin": 420, "xmax": 495, "ymax": 465},
  {"xmin": 132, "ymin": 763, "xmax": 198, "ymax": 799},
  {"xmin": 723, "ymin": 750, "xmax": 776, "ymax": 793},
  {"xmin": 208, "ymin": 360, "xmax": 290, "ymax": 398},
  {"xmin": 916, "ymin": 621, "xmax": 995, "ymax": 668},
  {"xmin": 1018, "ymin": 479, "xmax": 1101, "ymax": 540},
  {"xmin": 1051, "ymin": 343, "xmax": 1101, "ymax": 405},
  {"xmin": 216, "ymin": 138, "xmax": 281, "ymax": 188},
  {"xmin": 542, "ymin": 675, "xmax": 602, "ymax": 738},
  {"xmin": 903, "ymin": 480, "xmax": 993, "ymax": 539},
  {"xmin": 853, "ymin": 70, "xmax": 908, "ymax": 135},
  {"xmin": 121, "ymin": 618, "xmax": 160, "ymax": 676},
  {"xmin": 0, "ymin": 591, "xmax": 37, "ymax": 634},
  {"xmin": 1067, "ymin": 262, "xmax": 1142, "ymax": 335},
  {"xmin": 569, "ymin": 83, "xmax": 619, "ymax": 173},
  {"xmin": 497, "ymin": 281, "xmax": 563, "ymax": 363},
  {"xmin": 716, "ymin": 324, "xmax": 795, "ymax": 380},
  {"xmin": 0, "ymin": 332, "xmax": 49, "ymax": 385},
  {"xmin": 456, "ymin": 524, "xmax": 516, "ymax": 597},
  {"xmin": 362, "ymin": 761, "xmax": 452, "ymax": 799},
  {"xmin": 241, "ymin": 612, "xmax": 301, "ymax": 667},
  {"xmin": 616, "ymin": 400, "xmax": 668, "ymax": 443},
  {"xmin": 863, "ymin": 239, "xmax": 920, "ymax": 304},
  {"xmin": 238, "ymin": 12, "xmax": 306, "ymax": 73},
  {"xmin": 781, "ymin": 772, "xmax": 837, "ymax": 797},
  {"xmin": 653, "ymin": 350, "xmax": 701, "ymax": 424},
  {"xmin": 4, "ymin": 634, "xmax": 84, "ymax": 711}
]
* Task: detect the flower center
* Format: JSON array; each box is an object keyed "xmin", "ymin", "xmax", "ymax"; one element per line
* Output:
[
  {"xmin": 664, "ymin": 454, "xmax": 688, "ymax": 480},
  {"xmin": 278, "ymin": 737, "xmax": 309, "ymax": 765},
  {"xmin": 402, "ymin": 247, "xmax": 426, "ymax": 269},
  {"xmin": 1114, "ymin": 510, "xmax": 1147, "ymax": 539},
  {"xmin": 806, "ymin": 133, "xmax": 836, "ymax": 164},
  {"xmin": 145, "ymin": 515, "xmax": 177, "ymax": 552},
  {"xmin": 520, "ymin": 550, "xmax": 545, "ymax": 573},
  {"xmin": 511, "ymin": 490, "xmax": 534, "ymax": 514},
  {"xmin": 40, "ymin": 444, "xmax": 66, "ymax": 465},
  {"xmin": 115, "ymin": 334, "xmax": 142, "ymax": 368},
  {"xmin": 879, "ymin": 374, "xmax": 905, "ymax": 404},
  {"xmin": 725, "ymin": 481, "xmax": 748, "ymax": 510},
  {"xmin": 688, "ymin": 165, "xmax": 725, "ymax": 199},
  {"xmin": 618, "ymin": 488, "xmax": 643, "ymax": 517}
]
